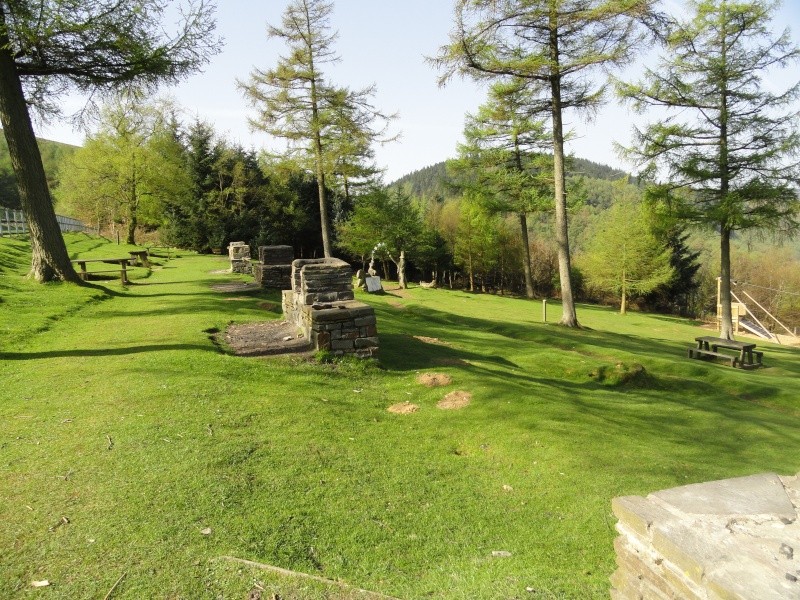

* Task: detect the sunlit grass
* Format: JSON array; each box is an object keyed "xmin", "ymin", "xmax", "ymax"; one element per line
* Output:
[{"xmin": 1, "ymin": 235, "xmax": 798, "ymax": 599}]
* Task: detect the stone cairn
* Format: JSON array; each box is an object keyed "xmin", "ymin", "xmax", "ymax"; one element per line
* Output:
[
  {"xmin": 611, "ymin": 472, "xmax": 800, "ymax": 599},
  {"xmin": 253, "ymin": 245, "xmax": 293, "ymax": 289},
  {"xmin": 228, "ymin": 242, "xmax": 251, "ymax": 274},
  {"xmin": 282, "ymin": 258, "xmax": 379, "ymax": 358}
]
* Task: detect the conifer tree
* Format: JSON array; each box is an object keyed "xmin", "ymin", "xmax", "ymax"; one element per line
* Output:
[
  {"xmin": 618, "ymin": 0, "xmax": 800, "ymax": 339},
  {"xmin": 582, "ymin": 193, "xmax": 674, "ymax": 314},
  {"xmin": 240, "ymin": 0, "xmax": 395, "ymax": 258}
]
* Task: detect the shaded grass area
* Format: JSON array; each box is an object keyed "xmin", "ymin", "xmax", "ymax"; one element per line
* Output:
[{"xmin": 1, "ymin": 236, "xmax": 799, "ymax": 599}]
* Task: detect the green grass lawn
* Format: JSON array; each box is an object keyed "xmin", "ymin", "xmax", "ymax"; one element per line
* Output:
[{"xmin": 2, "ymin": 234, "xmax": 799, "ymax": 599}]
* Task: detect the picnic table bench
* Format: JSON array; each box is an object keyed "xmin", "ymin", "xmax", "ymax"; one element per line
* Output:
[
  {"xmin": 71, "ymin": 257, "xmax": 133, "ymax": 284},
  {"xmin": 128, "ymin": 250, "xmax": 150, "ymax": 268},
  {"xmin": 688, "ymin": 336, "xmax": 763, "ymax": 368}
]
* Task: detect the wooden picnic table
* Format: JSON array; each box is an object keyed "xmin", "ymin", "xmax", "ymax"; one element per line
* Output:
[
  {"xmin": 688, "ymin": 335, "xmax": 763, "ymax": 368},
  {"xmin": 71, "ymin": 257, "xmax": 132, "ymax": 284}
]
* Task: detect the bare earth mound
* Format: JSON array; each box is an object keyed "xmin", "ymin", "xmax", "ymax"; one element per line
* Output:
[
  {"xmin": 224, "ymin": 321, "xmax": 312, "ymax": 356},
  {"xmin": 212, "ymin": 282, "xmax": 261, "ymax": 293},
  {"xmin": 437, "ymin": 391, "xmax": 472, "ymax": 410},
  {"xmin": 413, "ymin": 335, "xmax": 451, "ymax": 346},
  {"xmin": 416, "ymin": 372, "xmax": 453, "ymax": 387},
  {"xmin": 387, "ymin": 402, "xmax": 419, "ymax": 414}
]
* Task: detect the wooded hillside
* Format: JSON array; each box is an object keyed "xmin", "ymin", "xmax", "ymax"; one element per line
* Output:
[{"xmin": 0, "ymin": 133, "xmax": 78, "ymax": 209}]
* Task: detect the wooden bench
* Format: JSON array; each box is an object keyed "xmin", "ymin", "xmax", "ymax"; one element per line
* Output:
[
  {"xmin": 687, "ymin": 347, "xmax": 738, "ymax": 367},
  {"xmin": 71, "ymin": 258, "xmax": 133, "ymax": 284}
]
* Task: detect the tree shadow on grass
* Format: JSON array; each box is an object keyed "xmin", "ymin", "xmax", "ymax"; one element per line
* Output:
[{"xmin": 0, "ymin": 343, "xmax": 220, "ymax": 361}]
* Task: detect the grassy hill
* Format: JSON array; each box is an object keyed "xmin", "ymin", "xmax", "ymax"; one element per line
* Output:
[
  {"xmin": 1, "ymin": 234, "xmax": 799, "ymax": 599},
  {"xmin": 0, "ymin": 133, "xmax": 79, "ymax": 209}
]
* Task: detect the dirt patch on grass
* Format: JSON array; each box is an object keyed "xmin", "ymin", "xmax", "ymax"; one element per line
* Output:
[
  {"xmin": 211, "ymin": 282, "xmax": 261, "ymax": 293},
  {"xmin": 413, "ymin": 335, "xmax": 451, "ymax": 346},
  {"xmin": 387, "ymin": 402, "xmax": 419, "ymax": 414},
  {"xmin": 258, "ymin": 301, "xmax": 279, "ymax": 311},
  {"xmin": 437, "ymin": 390, "xmax": 472, "ymax": 410},
  {"xmin": 209, "ymin": 269, "xmax": 231, "ymax": 275},
  {"xmin": 388, "ymin": 300, "xmax": 406, "ymax": 310},
  {"xmin": 223, "ymin": 321, "xmax": 312, "ymax": 356},
  {"xmin": 416, "ymin": 372, "xmax": 453, "ymax": 387},
  {"xmin": 433, "ymin": 357, "xmax": 468, "ymax": 367}
]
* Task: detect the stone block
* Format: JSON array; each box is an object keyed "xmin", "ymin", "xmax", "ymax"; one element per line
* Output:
[
  {"xmin": 259, "ymin": 245, "xmax": 294, "ymax": 265},
  {"xmin": 613, "ymin": 495, "xmax": 674, "ymax": 541},
  {"xmin": 354, "ymin": 315, "xmax": 376, "ymax": 327},
  {"xmin": 651, "ymin": 473, "xmax": 795, "ymax": 520},
  {"xmin": 331, "ymin": 339, "xmax": 354, "ymax": 351},
  {"xmin": 355, "ymin": 337, "xmax": 379, "ymax": 348}
]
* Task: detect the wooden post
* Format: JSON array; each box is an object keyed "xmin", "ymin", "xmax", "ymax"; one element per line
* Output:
[{"xmin": 542, "ymin": 299, "xmax": 547, "ymax": 323}]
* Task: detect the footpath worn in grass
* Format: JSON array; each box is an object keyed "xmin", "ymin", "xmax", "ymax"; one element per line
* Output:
[{"xmin": 2, "ymin": 234, "xmax": 799, "ymax": 599}]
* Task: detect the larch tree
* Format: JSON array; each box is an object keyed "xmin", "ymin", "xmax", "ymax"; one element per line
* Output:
[
  {"xmin": 617, "ymin": 0, "xmax": 800, "ymax": 339},
  {"xmin": 449, "ymin": 78, "xmax": 552, "ymax": 298},
  {"xmin": 0, "ymin": 0, "xmax": 219, "ymax": 282},
  {"xmin": 239, "ymin": 0, "xmax": 395, "ymax": 258},
  {"xmin": 582, "ymin": 191, "xmax": 674, "ymax": 314},
  {"xmin": 433, "ymin": 0, "xmax": 654, "ymax": 326}
]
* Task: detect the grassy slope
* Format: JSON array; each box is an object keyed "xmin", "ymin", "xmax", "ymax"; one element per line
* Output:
[{"xmin": 1, "ymin": 234, "xmax": 799, "ymax": 599}]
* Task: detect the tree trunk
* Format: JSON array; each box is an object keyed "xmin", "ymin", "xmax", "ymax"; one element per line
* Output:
[
  {"xmin": 468, "ymin": 251, "xmax": 474, "ymax": 292},
  {"xmin": 127, "ymin": 161, "xmax": 138, "ymax": 245},
  {"xmin": 519, "ymin": 212, "xmax": 534, "ymax": 298},
  {"xmin": 719, "ymin": 226, "xmax": 734, "ymax": 339},
  {"xmin": 397, "ymin": 250, "xmax": 407, "ymax": 289},
  {"xmin": 307, "ymin": 43, "xmax": 332, "ymax": 258},
  {"xmin": 0, "ymin": 9, "xmax": 78, "ymax": 282},
  {"xmin": 620, "ymin": 270, "xmax": 627, "ymax": 315},
  {"xmin": 549, "ymin": 10, "xmax": 578, "ymax": 327}
]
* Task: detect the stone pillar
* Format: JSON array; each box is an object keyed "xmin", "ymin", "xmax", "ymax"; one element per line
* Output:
[
  {"xmin": 228, "ymin": 242, "xmax": 251, "ymax": 274},
  {"xmin": 611, "ymin": 472, "xmax": 800, "ymax": 599},
  {"xmin": 253, "ymin": 245, "xmax": 294, "ymax": 289}
]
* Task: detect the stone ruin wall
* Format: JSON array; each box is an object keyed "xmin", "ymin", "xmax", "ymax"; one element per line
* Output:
[
  {"xmin": 611, "ymin": 472, "xmax": 800, "ymax": 600},
  {"xmin": 253, "ymin": 245, "xmax": 293, "ymax": 289},
  {"xmin": 228, "ymin": 241, "xmax": 252, "ymax": 274},
  {"xmin": 282, "ymin": 258, "xmax": 378, "ymax": 358}
]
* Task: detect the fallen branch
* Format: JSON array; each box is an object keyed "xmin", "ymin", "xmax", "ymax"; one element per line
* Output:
[
  {"xmin": 216, "ymin": 556, "xmax": 402, "ymax": 600},
  {"xmin": 106, "ymin": 435, "xmax": 114, "ymax": 451},
  {"xmin": 103, "ymin": 572, "xmax": 126, "ymax": 600}
]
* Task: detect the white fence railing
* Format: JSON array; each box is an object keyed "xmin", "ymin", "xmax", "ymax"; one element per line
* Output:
[
  {"xmin": 0, "ymin": 206, "xmax": 90, "ymax": 236},
  {"xmin": 0, "ymin": 207, "xmax": 26, "ymax": 235}
]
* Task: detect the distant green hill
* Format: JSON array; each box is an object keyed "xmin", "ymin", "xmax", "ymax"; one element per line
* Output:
[
  {"xmin": 0, "ymin": 134, "xmax": 79, "ymax": 209},
  {"xmin": 391, "ymin": 157, "xmax": 630, "ymax": 203}
]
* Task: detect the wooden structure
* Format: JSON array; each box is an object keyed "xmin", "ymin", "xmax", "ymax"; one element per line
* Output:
[
  {"xmin": 71, "ymin": 258, "xmax": 134, "ymax": 284},
  {"xmin": 688, "ymin": 335, "xmax": 763, "ymax": 368}
]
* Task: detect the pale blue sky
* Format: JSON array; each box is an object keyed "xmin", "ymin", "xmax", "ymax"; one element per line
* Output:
[{"xmin": 38, "ymin": 0, "xmax": 800, "ymax": 183}]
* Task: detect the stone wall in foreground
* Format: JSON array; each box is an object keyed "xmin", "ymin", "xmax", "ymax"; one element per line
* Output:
[{"xmin": 611, "ymin": 472, "xmax": 800, "ymax": 600}]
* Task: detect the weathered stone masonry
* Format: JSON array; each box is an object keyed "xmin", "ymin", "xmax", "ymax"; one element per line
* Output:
[
  {"xmin": 253, "ymin": 245, "xmax": 293, "ymax": 290},
  {"xmin": 228, "ymin": 241, "xmax": 251, "ymax": 274},
  {"xmin": 611, "ymin": 472, "xmax": 800, "ymax": 600},
  {"xmin": 282, "ymin": 258, "xmax": 379, "ymax": 358}
]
